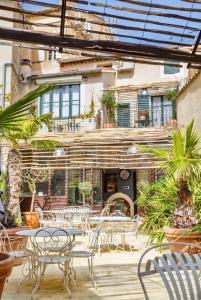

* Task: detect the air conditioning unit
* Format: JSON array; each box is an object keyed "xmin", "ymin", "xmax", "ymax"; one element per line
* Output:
[{"xmin": 118, "ymin": 61, "xmax": 135, "ymax": 72}]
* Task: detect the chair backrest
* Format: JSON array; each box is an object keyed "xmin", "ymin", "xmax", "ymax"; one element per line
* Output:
[
  {"xmin": 31, "ymin": 227, "xmax": 73, "ymax": 256},
  {"xmin": 0, "ymin": 222, "xmax": 12, "ymax": 253},
  {"xmin": 138, "ymin": 242, "xmax": 201, "ymax": 300},
  {"xmin": 110, "ymin": 210, "xmax": 126, "ymax": 217},
  {"xmin": 89, "ymin": 224, "xmax": 101, "ymax": 254}
]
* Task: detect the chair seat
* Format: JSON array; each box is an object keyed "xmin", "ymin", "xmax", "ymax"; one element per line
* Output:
[
  {"xmin": 38, "ymin": 255, "xmax": 71, "ymax": 264},
  {"xmin": 71, "ymin": 250, "xmax": 94, "ymax": 258},
  {"xmin": 9, "ymin": 250, "xmax": 27, "ymax": 258}
]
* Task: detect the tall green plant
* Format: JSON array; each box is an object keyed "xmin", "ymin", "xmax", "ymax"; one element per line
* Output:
[
  {"xmin": 0, "ymin": 84, "xmax": 59, "ymax": 225},
  {"xmin": 137, "ymin": 120, "xmax": 201, "ymax": 230},
  {"xmin": 100, "ymin": 91, "xmax": 117, "ymax": 123},
  {"xmin": 137, "ymin": 177, "xmax": 176, "ymax": 244}
]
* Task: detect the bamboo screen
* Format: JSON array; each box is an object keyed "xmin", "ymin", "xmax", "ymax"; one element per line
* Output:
[{"xmin": 20, "ymin": 127, "xmax": 171, "ymax": 170}]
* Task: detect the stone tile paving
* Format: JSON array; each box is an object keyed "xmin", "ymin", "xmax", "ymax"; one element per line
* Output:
[{"xmin": 3, "ymin": 234, "xmax": 164, "ymax": 300}]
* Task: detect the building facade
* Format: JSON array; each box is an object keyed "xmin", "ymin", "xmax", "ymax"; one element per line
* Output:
[{"xmin": 0, "ymin": 4, "xmax": 189, "ymax": 214}]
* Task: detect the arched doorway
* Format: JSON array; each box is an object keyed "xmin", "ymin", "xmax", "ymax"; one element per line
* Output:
[{"xmin": 106, "ymin": 192, "xmax": 134, "ymax": 217}]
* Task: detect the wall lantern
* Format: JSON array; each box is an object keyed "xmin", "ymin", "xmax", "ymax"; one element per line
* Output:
[
  {"xmin": 127, "ymin": 145, "xmax": 138, "ymax": 155},
  {"xmin": 53, "ymin": 147, "xmax": 65, "ymax": 157}
]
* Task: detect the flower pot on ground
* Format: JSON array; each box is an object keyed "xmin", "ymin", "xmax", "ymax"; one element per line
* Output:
[
  {"xmin": 137, "ymin": 120, "xmax": 201, "ymax": 252},
  {"xmin": 164, "ymin": 227, "xmax": 201, "ymax": 253},
  {"xmin": 23, "ymin": 212, "xmax": 39, "ymax": 229},
  {"xmin": 0, "ymin": 253, "xmax": 14, "ymax": 299},
  {"xmin": 21, "ymin": 169, "xmax": 51, "ymax": 228}
]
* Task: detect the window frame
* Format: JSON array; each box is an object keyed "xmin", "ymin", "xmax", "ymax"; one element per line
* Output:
[{"xmin": 39, "ymin": 84, "xmax": 80, "ymax": 119}]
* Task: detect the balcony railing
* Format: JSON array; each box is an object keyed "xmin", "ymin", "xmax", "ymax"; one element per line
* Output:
[
  {"xmin": 97, "ymin": 107, "xmax": 176, "ymax": 129},
  {"xmin": 47, "ymin": 117, "xmax": 96, "ymax": 133},
  {"xmin": 41, "ymin": 106, "xmax": 176, "ymax": 134}
]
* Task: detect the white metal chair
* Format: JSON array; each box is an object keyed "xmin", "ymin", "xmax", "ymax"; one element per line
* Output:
[
  {"xmin": 0, "ymin": 222, "xmax": 28, "ymax": 266},
  {"xmin": 71, "ymin": 224, "xmax": 101, "ymax": 287},
  {"xmin": 138, "ymin": 242, "xmax": 201, "ymax": 300},
  {"xmin": 30, "ymin": 227, "xmax": 73, "ymax": 299}
]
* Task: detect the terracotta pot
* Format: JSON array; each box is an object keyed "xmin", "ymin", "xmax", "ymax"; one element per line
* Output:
[
  {"xmin": 0, "ymin": 253, "xmax": 14, "ymax": 299},
  {"xmin": 164, "ymin": 227, "xmax": 201, "ymax": 253},
  {"xmin": 23, "ymin": 212, "xmax": 39, "ymax": 229}
]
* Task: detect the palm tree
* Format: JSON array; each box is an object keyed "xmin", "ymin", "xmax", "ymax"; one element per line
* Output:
[
  {"xmin": 137, "ymin": 120, "xmax": 201, "ymax": 229},
  {"xmin": 0, "ymin": 84, "xmax": 58, "ymax": 225}
]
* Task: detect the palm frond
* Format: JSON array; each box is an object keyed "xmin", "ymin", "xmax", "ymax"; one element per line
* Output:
[
  {"xmin": 30, "ymin": 139, "xmax": 60, "ymax": 149},
  {"xmin": 0, "ymin": 84, "xmax": 55, "ymax": 130}
]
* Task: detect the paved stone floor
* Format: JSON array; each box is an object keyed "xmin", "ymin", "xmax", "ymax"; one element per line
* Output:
[{"xmin": 2, "ymin": 234, "xmax": 164, "ymax": 300}]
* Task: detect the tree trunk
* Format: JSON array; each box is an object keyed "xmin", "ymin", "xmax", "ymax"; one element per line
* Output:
[
  {"xmin": 173, "ymin": 178, "xmax": 196, "ymax": 228},
  {"xmin": 5, "ymin": 149, "xmax": 22, "ymax": 225},
  {"xmin": 30, "ymin": 183, "xmax": 36, "ymax": 213}
]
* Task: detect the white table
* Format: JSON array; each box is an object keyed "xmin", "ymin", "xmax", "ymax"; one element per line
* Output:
[
  {"xmin": 16, "ymin": 227, "xmax": 83, "ymax": 237},
  {"xmin": 89, "ymin": 216, "xmax": 131, "ymax": 223}
]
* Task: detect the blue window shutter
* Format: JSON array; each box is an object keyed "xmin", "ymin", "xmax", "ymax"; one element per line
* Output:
[
  {"xmin": 138, "ymin": 94, "xmax": 149, "ymax": 127},
  {"xmin": 117, "ymin": 103, "xmax": 130, "ymax": 128},
  {"xmin": 164, "ymin": 62, "xmax": 180, "ymax": 74}
]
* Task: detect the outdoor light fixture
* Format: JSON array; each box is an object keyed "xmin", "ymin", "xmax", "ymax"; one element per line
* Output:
[
  {"xmin": 141, "ymin": 88, "xmax": 148, "ymax": 96},
  {"xmin": 127, "ymin": 145, "xmax": 138, "ymax": 155},
  {"xmin": 53, "ymin": 147, "xmax": 65, "ymax": 157}
]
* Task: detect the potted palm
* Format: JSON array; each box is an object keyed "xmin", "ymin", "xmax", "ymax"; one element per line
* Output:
[
  {"xmin": 137, "ymin": 120, "xmax": 201, "ymax": 251},
  {"xmin": 21, "ymin": 169, "xmax": 52, "ymax": 228},
  {"xmin": 0, "ymin": 84, "xmax": 56, "ymax": 293},
  {"xmin": 78, "ymin": 182, "xmax": 93, "ymax": 206},
  {"xmin": 100, "ymin": 91, "xmax": 117, "ymax": 128}
]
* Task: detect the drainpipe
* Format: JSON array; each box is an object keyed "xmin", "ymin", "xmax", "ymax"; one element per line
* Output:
[{"xmin": 2, "ymin": 63, "xmax": 22, "ymax": 110}]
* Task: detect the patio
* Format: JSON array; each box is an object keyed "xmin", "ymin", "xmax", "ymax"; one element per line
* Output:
[{"xmin": 3, "ymin": 234, "xmax": 162, "ymax": 300}]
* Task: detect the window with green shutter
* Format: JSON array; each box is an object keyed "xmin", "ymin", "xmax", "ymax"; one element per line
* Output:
[
  {"xmin": 117, "ymin": 103, "xmax": 130, "ymax": 128},
  {"xmin": 137, "ymin": 94, "xmax": 150, "ymax": 127},
  {"xmin": 164, "ymin": 62, "xmax": 180, "ymax": 75}
]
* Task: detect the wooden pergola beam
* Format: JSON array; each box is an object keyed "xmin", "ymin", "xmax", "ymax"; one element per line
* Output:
[
  {"xmin": 12, "ymin": 0, "xmax": 201, "ymax": 32},
  {"xmin": 0, "ymin": 27, "xmax": 201, "ymax": 63}
]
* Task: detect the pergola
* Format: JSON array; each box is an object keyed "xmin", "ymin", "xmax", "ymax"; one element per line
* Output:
[{"xmin": 1, "ymin": 0, "xmax": 201, "ymax": 68}]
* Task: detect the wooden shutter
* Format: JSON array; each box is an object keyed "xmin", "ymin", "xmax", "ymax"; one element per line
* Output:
[{"xmin": 137, "ymin": 94, "xmax": 149, "ymax": 127}]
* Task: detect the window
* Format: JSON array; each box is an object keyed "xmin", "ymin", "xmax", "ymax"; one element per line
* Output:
[
  {"xmin": 39, "ymin": 85, "xmax": 80, "ymax": 119},
  {"xmin": 137, "ymin": 94, "xmax": 150, "ymax": 127},
  {"xmin": 164, "ymin": 62, "xmax": 180, "ymax": 75},
  {"xmin": 51, "ymin": 170, "xmax": 65, "ymax": 196},
  {"xmin": 68, "ymin": 169, "xmax": 82, "ymax": 206},
  {"xmin": 117, "ymin": 103, "xmax": 130, "ymax": 128},
  {"xmin": 151, "ymin": 96, "xmax": 174, "ymax": 127},
  {"xmin": 47, "ymin": 50, "xmax": 62, "ymax": 61}
]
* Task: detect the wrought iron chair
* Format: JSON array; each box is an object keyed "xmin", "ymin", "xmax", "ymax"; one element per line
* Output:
[
  {"xmin": 30, "ymin": 227, "xmax": 73, "ymax": 299},
  {"xmin": 0, "ymin": 222, "xmax": 28, "ymax": 266},
  {"xmin": 138, "ymin": 242, "xmax": 201, "ymax": 300},
  {"xmin": 71, "ymin": 224, "xmax": 101, "ymax": 288}
]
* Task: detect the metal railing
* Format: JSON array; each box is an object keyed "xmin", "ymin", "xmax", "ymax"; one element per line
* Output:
[{"xmin": 97, "ymin": 107, "xmax": 176, "ymax": 129}]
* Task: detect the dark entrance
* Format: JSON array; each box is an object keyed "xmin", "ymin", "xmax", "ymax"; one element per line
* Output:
[{"xmin": 102, "ymin": 169, "xmax": 137, "ymax": 213}]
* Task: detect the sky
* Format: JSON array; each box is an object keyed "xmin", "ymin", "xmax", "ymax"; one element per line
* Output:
[{"xmin": 21, "ymin": 0, "xmax": 201, "ymax": 47}]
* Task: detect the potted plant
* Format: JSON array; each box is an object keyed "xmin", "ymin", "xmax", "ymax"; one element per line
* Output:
[
  {"xmin": 99, "ymin": 91, "xmax": 117, "ymax": 128},
  {"xmin": 137, "ymin": 120, "xmax": 201, "ymax": 251},
  {"xmin": 0, "ymin": 253, "xmax": 14, "ymax": 299},
  {"xmin": 78, "ymin": 182, "xmax": 93, "ymax": 206},
  {"xmin": 21, "ymin": 169, "xmax": 51, "ymax": 228},
  {"xmin": 0, "ymin": 84, "xmax": 59, "ymax": 251}
]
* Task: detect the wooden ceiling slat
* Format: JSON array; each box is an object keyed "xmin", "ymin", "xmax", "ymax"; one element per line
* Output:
[
  {"xmin": 72, "ymin": 0, "xmax": 201, "ymax": 24},
  {"xmin": 12, "ymin": 0, "xmax": 201, "ymax": 32},
  {"xmin": 87, "ymin": 30, "xmax": 191, "ymax": 47},
  {"xmin": 1, "ymin": 27, "xmax": 201, "ymax": 64}
]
